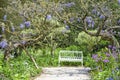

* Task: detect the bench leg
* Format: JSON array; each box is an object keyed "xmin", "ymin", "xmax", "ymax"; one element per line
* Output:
[
  {"xmin": 81, "ymin": 60, "xmax": 83, "ymax": 67},
  {"xmin": 58, "ymin": 60, "xmax": 60, "ymax": 67}
]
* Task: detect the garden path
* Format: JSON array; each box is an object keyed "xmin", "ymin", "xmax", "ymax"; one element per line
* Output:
[{"xmin": 33, "ymin": 67, "xmax": 91, "ymax": 80}]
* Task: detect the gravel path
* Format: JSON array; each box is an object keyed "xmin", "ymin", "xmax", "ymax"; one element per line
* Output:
[{"xmin": 34, "ymin": 67, "xmax": 91, "ymax": 80}]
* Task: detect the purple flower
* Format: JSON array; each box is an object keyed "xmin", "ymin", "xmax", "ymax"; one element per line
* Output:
[
  {"xmin": 108, "ymin": 45, "xmax": 112, "ymax": 49},
  {"xmin": 91, "ymin": 21, "xmax": 95, "ymax": 27},
  {"xmin": 2, "ymin": 26, "xmax": 5, "ymax": 32},
  {"xmin": 92, "ymin": 54, "xmax": 98, "ymax": 59},
  {"xmin": 65, "ymin": 25, "xmax": 70, "ymax": 30},
  {"xmin": 24, "ymin": 21, "xmax": 31, "ymax": 27},
  {"xmin": 86, "ymin": 17, "xmax": 92, "ymax": 24},
  {"xmin": 112, "ymin": 52, "xmax": 117, "ymax": 58},
  {"xmin": 115, "ymin": 67, "xmax": 120, "ymax": 71},
  {"xmin": 0, "ymin": 40, "xmax": 8, "ymax": 48},
  {"xmin": 21, "ymin": 40, "xmax": 26, "ymax": 45},
  {"xmin": 64, "ymin": 20, "xmax": 67, "ymax": 24},
  {"xmin": 11, "ymin": 26, "xmax": 15, "ymax": 32},
  {"xmin": 118, "ymin": 0, "xmax": 120, "ymax": 4},
  {"xmin": 100, "ymin": 15, "xmax": 105, "ymax": 19},
  {"xmin": 118, "ymin": 19, "xmax": 120, "ymax": 25},
  {"xmin": 77, "ymin": 18, "xmax": 80, "ymax": 22},
  {"xmin": 3, "ymin": 15, "xmax": 7, "ymax": 21},
  {"xmin": 103, "ymin": 59, "xmax": 109, "ymax": 63},
  {"xmin": 92, "ymin": 9, "xmax": 97, "ymax": 14},
  {"xmin": 112, "ymin": 46, "xmax": 116, "ymax": 51},
  {"xmin": 106, "ymin": 77, "xmax": 113, "ymax": 80},
  {"xmin": 69, "ymin": 17, "xmax": 74, "ymax": 22},
  {"xmin": 20, "ymin": 24, "xmax": 25, "ymax": 29},
  {"xmin": 46, "ymin": 14, "xmax": 52, "ymax": 20},
  {"xmin": 106, "ymin": 53, "xmax": 111, "ymax": 57},
  {"xmin": 64, "ymin": 2, "xmax": 75, "ymax": 7}
]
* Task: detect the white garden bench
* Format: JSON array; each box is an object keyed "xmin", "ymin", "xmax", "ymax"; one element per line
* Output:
[{"xmin": 58, "ymin": 50, "xmax": 83, "ymax": 66}]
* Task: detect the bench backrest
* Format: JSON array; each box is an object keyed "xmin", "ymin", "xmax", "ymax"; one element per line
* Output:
[{"xmin": 59, "ymin": 50, "xmax": 83, "ymax": 59}]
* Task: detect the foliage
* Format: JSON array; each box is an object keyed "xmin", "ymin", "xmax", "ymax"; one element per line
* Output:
[
  {"xmin": 87, "ymin": 46, "xmax": 120, "ymax": 80},
  {"xmin": 75, "ymin": 31, "xmax": 101, "ymax": 55},
  {"xmin": 0, "ymin": 49, "xmax": 42, "ymax": 80}
]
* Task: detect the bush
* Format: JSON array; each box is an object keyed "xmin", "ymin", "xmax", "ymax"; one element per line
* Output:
[{"xmin": 75, "ymin": 31, "xmax": 101, "ymax": 55}]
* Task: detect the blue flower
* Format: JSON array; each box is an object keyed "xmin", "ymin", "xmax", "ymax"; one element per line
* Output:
[
  {"xmin": 20, "ymin": 24, "xmax": 25, "ymax": 29},
  {"xmin": 46, "ymin": 14, "xmax": 52, "ymax": 20},
  {"xmin": 100, "ymin": 15, "xmax": 105, "ymax": 19},
  {"xmin": 11, "ymin": 26, "xmax": 15, "ymax": 32},
  {"xmin": 117, "ymin": 19, "xmax": 120, "ymax": 25},
  {"xmin": 65, "ymin": 25, "xmax": 70, "ymax": 30},
  {"xmin": 92, "ymin": 9, "xmax": 97, "ymax": 14},
  {"xmin": 118, "ymin": 0, "xmax": 120, "ymax": 4},
  {"xmin": 69, "ymin": 17, "xmax": 74, "ymax": 22},
  {"xmin": 3, "ymin": 15, "xmax": 7, "ymax": 21},
  {"xmin": 2, "ymin": 26, "xmax": 5, "ymax": 32},
  {"xmin": 64, "ymin": 2, "xmax": 75, "ymax": 7},
  {"xmin": 86, "ymin": 17, "xmax": 92, "ymax": 24},
  {"xmin": 24, "ymin": 21, "xmax": 31, "ymax": 27},
  {"xmin": 21, "ymin": 40, "xmax": 26, "ymax": 45},
  {"xmin": 112, "ymin": 46, "xmax": 116, "ymax": 51},
  {"xmin": 0, "ymin": 40, "xmax": 8, "ymax": 49},
  {"xmin": 91, "ymin": 21, "xmax": 95, "ymax": 27},
  {"xmin": 106, "ymin": 77, "xmax": 114, "ymax": 80},
  {"xmin": 77, "ymin": 18, "xmax": 80, "ymax": 23}
]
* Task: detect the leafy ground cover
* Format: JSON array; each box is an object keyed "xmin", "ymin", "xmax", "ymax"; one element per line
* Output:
[{"xmin": 0, "ymin": 45, "xmax": 120, "ymax": 80}]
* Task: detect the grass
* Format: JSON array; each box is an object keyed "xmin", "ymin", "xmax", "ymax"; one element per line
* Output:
[{"xmin": 0, "ymin": 47, "xmax": 84, "ymax": 80}]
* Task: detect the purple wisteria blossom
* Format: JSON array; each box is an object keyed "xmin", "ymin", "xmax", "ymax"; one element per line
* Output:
[
  {"xmin": 118, "ymin": 19, "xmax": 120, "ymax": 25},
  {"xmin": 86, "ymin": 17, "xmax": 92, "ymax": 24},
  {"xmin": 11, "ymin": 26, "xmax": 15, "ymax": 32},
  {"xmin": 92, "ymin": 9, "xmax": 97, "ymax": 14},
  {"xmin": 24, "ymin": 21, "xmax": 31, "ymax": 27},
  {"xmin": 118, "ymin": 0, "xmax": 120, "ymax": 4},
  {"xmin": 69, "ymin": 17, "xmax": 74, "ymax": 22},
  {"xmin": 46, "ymin": 14, "xmax": 52, "ymax": 20},
  {"xmin": 21, "ymin": 40, "xmax": 26, "ymax": 45},
  {"xmin": 20, "ymin": 24, "xmax": 25, "ymax": 29},
  {"xmin": 64, "ymin": 2, "xmax": 75, "ymax": 7},
  {"xmin": 2, "ymin": 26, "xmax": 5, "ymax": 32},
  {"xmin": 112, "ymin": 46, "xmax": 116, "ymax": 51},
  {"xmin": 0, "ymin": 40, "xmax": 8, "ymax": 48},
  {"xmin": 108, "ymin": 45, "xmax": 112, "ymax": 49},
  {"xmin": 100, "ymin": 15, "xmax": 105, "ymax": 19},
  {"xmin": 91, "ymin": 21, "xmax": 95, "ymax": 27},
  {"xmin": 86, "ymin": 17, "xmax": 95, "ymax": 27},
  {"xmin": 3, "ymin": 15, "xmax": 7, "ymax": 21},
  {"xmin": 65, "ymin": 25, "xmax": 70, "ymax": 30},
  {"xmin": 77, "ymin": 18, "xmax": 80, "ymax": 22}
]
